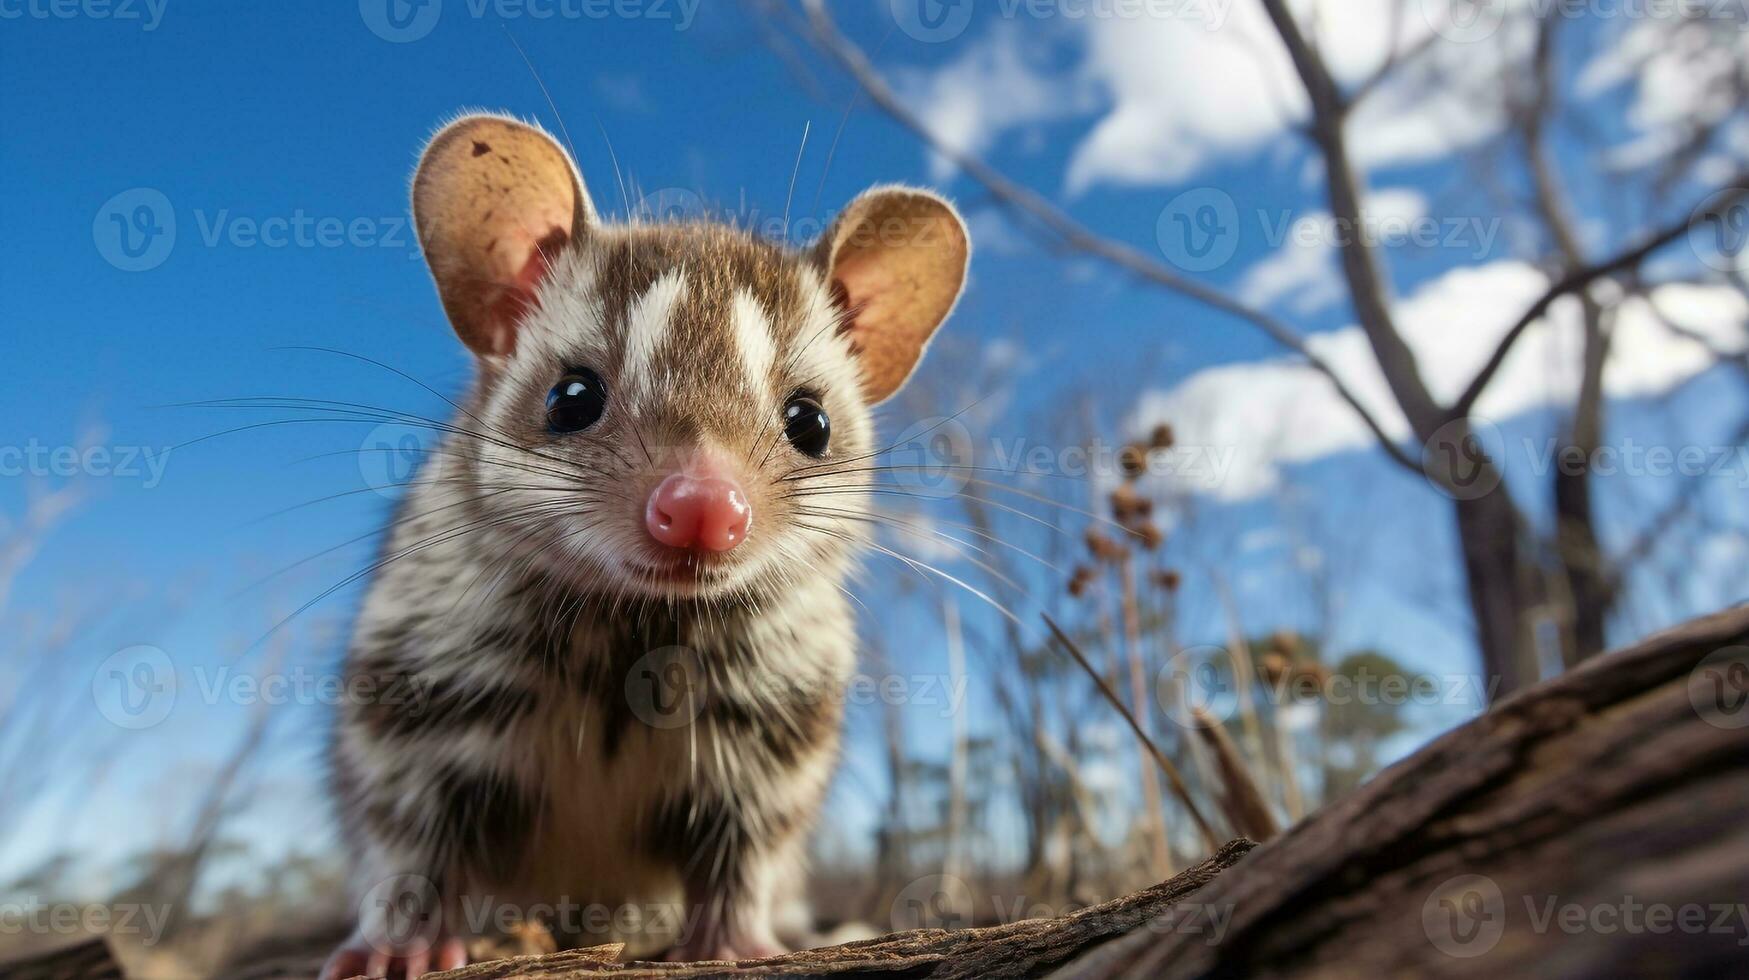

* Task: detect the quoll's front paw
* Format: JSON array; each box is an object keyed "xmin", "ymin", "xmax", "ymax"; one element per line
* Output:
[{"xmin": 319, "ymin": 930, "xmax": 469, "ymax": 979}]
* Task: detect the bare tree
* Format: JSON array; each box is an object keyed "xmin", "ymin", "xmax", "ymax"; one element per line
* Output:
[{"xmin": 798, "ymin": 0, "xmax": 1749, "ymax": 698}]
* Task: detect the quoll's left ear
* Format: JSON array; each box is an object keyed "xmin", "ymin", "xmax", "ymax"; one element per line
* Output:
[
  {"xmin": 815, "ymin": 187, "xmax": 970, "ymax": 404},
  {"xmin": 412, "ymin": 114, "xmax": 594, "ymax": 359}
]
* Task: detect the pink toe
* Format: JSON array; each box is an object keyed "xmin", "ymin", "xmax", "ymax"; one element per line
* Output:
[
  {"xmin": 436, "ymin": 937, "xmax": 470, "ymax": 971},
  {"xmin": 319, "ymin": 949, "xmax": 369, "ymax": 980}
]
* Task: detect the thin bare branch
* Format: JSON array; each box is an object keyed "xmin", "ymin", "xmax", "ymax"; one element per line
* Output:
[
  {"xmin": 1449, "ymin": 177, "xmax": 1749, "ymax": 420},
  {"xmin": 1346, "ymin": 30, "xmax": 1440, "ymax": 108},
  {"xmin": 799, "ymin": 0, "xmax": 1424, "ymax": 475},
  {"xmin": 1257, "ymin": 0, "xmax": 1444, "ymax": 440}
]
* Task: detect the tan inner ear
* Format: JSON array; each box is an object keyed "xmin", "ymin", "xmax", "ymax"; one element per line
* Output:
[
  {"xmin": 823, "ymin": 192, "xmax": 969, "ymax": 404},
  {"xmin": 413, "ymin": 116, "xmax": 589, "ymax": 356}
]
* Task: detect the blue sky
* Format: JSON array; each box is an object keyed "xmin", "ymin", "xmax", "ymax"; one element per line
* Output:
[{"xmin": 5, "ymin": 1, "xmax": 1748, "ymax": 888}]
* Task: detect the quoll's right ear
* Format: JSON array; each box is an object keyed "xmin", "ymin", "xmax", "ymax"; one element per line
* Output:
[
  {"xmin": 412, "ymin": 114, "xmax": 594, "ymax": 358},
  {"xmin": 815, "ymin": 186, "xmax": 969, "ymax": 405}
]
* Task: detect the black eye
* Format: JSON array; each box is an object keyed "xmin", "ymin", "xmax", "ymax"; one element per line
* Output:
[
  {"xmin": 546, "ymin": 368, "xmax": 607, "ymax": 433},
  {"xmin": 783, "ymin": 395, "xmax": 830, "ymax": 457}
]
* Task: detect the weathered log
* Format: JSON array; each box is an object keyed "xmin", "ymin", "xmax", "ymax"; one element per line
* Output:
[
  {"xmin": 1051, "ymin": 603, "xmax": 1749, "ymax": 978},
  {"xmin": 388, "ymin": 842, "xmax": 1249, "ymax": 980}
]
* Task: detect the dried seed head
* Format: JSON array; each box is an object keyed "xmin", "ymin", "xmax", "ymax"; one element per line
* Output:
[
  {"xmin": 1119, "ymin": 443, "xmax": 1148, "ymax": 478},
  {"xmin": 1149, "ymin": 423, "xmax": 1175, "ymax": 451},
  {"xmin": 1109, "ymin": 483, "xmax": 1152, "ymax": 524},
  {"xmin": 1151, "ymin": 569, "xmax": 1182, "ymax": 591},
  {"xmin": 1068, "ymin": 565, "xmax": 1097, "ymax": 597},
  {"xmin": 1268, "ymin": 630, "xmax": 1301, "ymax": 657},
  {"xmin": 1260, "ymin": 652, "xmax": 1291, "ymax": 687},
  {"xmin": 1136, "ymin": 521, "xmax": 1164, "ymax": 550},
  {"xmin": 1084, "ymin": 529, "xmax": 1128, "ymax": 564}
]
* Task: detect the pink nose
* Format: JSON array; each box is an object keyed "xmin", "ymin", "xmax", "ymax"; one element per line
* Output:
[{"xmin": 645, "ymin": 473, "xmax": 752, "ymax": 552}]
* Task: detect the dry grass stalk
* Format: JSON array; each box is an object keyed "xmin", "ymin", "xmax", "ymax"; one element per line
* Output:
[
  {"xmin": 942, "ymin": 597, "xmax": 970, "ymax": 883},
  {"xmin": 1275, "ymin": 714, "xmax": 1307, "ymax": 822},
  {"xmin": 1041, "ymin": 613, "xmax": 1221, "ymax": 851},
  {"xmin": 1190, "ymin": 708, "xmax": 1280, "ymax": 842},
  {"xmin": 1116, "ymin": 557, "xmax": 1172, "ymax": 878},
  {"xmin": 1208, "ymin": 572, "xmax": 1277, "ymax": 801}
]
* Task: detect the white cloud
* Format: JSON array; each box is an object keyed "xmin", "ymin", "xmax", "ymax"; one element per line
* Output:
[
  {"xmin": 895, "ymin": 0, "xmax": 1527, "ymax": 193},
  {"xmin": 962, "ymin": 206, "xmax": 1031, "ymax": 256},
  {"xmin": 1128, "ymin": 261, "xmax": 1749, "ymax": 501},
  {"xmin": 1237, "ymin": 186, "xmax": 1428, "ymax": 314},
  {"xmin": 886, "ymin": 0, "xmax": 1749, "ymax": 197},
  {"xmin": 895, "ymin": 24, "xmax": 1091, "ymax": 183},
  {"xmin": 1238, "ymin": 237, "xmax": 1346, "ymax": 315},
  {"xmin": 1061, "ymin": 3, "xmax": 1307, "ymax": 192},
  {"xmin": 1577, "ymin": 15, "xmax": 1749, "ymax": 175}
]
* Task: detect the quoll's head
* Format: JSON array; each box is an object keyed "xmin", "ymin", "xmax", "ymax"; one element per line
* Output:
[{"xmin": 411, "ymin": 113, "xmax": 970, "ymax": 601}]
